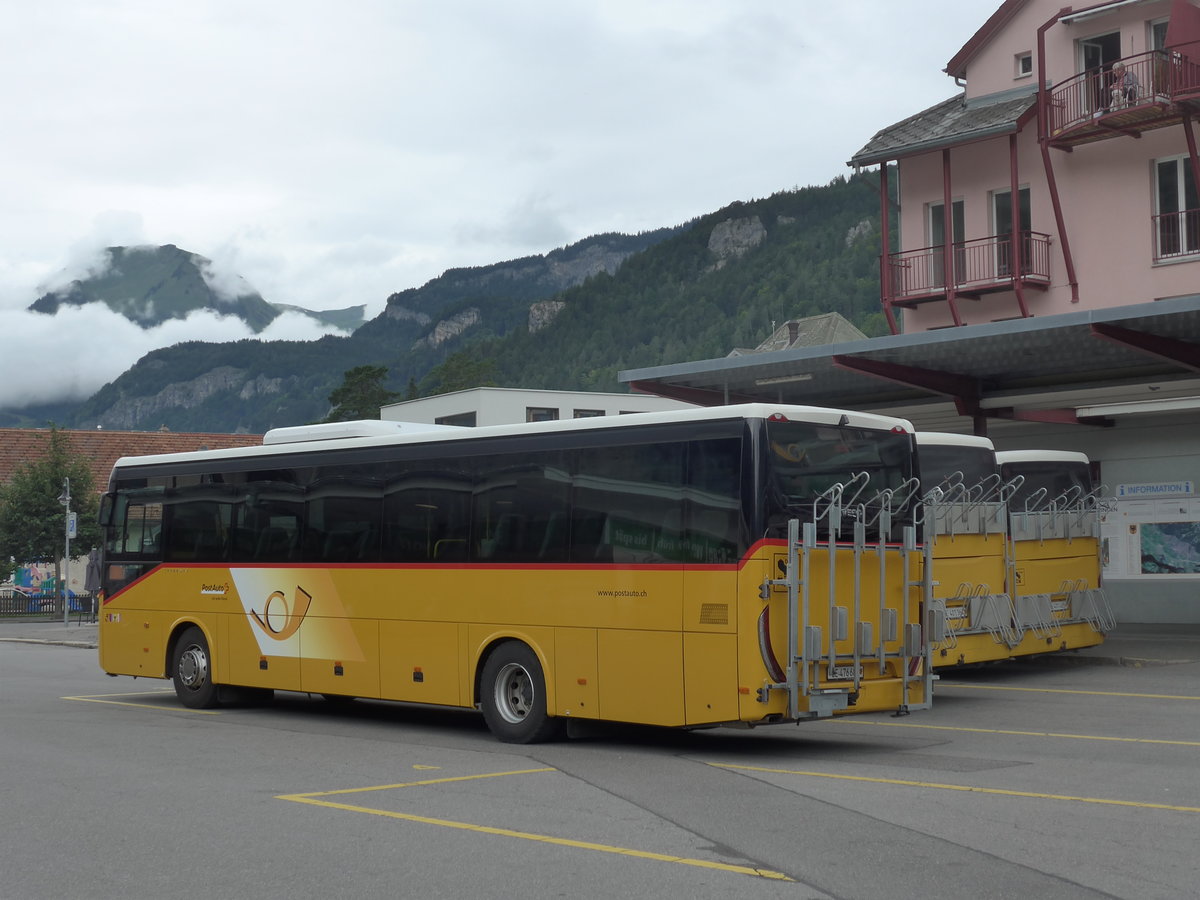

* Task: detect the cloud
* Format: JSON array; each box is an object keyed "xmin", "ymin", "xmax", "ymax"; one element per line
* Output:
[
  {"xmin": 195, "ymin": 255, "xmax": 260, "ymax": 304},
  {"xmin": 453, "ymin": 193, "xmax": 573, "ymax": 250},
  {"xmin": 1, "ymin": 304, "xmax": 349, "ymax": 411},
  {"xmin": 258, "ymin": 310, "xmax": 353, "ymax": 342}
]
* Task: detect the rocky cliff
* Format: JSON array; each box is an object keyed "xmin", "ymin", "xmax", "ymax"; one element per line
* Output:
[{"xmin": 91, "ymin": 366, "xmax": 293, "ymax": 430}]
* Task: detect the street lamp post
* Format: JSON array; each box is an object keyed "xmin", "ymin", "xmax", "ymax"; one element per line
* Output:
[{"xmin": 58, "ymin": 478, "xmax": 71, "ymax": 626}]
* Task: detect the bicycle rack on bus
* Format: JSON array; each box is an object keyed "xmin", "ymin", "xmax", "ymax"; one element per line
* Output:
[
  {"xmin": 760, "ymin": 473, "xmax": 933, "ymax": 720},
  {"xmin": 1009, "ymin": 483, "xmax": 1113, "ymax": 640},
  {"xmin": 921, "ymin": 480, "xmax": 1020, "ymax": 651}
]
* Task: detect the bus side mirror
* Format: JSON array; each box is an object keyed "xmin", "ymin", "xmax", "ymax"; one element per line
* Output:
[{"xmin": 98, "ymin": 493, "xmax": 115, "ymax": 527}]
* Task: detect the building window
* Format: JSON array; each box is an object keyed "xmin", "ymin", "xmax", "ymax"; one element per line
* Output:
[
  {"xmin": 991, "ymin": 186, "xmax": 1032, "ymax": 276},
  {"xmin": 1154, "ymin": 157, "xmax": 1199, "ymax": 261},
  {"xmin": 526, "ymin": 407, "xmax": 559, "ymax": 422},
  {"xmin": 435, "ymin": 411, "xmax": 477, "ymax": 427},
  {"xmin": 1150, "ymin": 18, "xmax": 1169, "ymax": 52},
  {"xmin": 927, "ymin": 200, "xmax": 965, "ymax": 287},
  {"xmin": 573, "ymin": 409, "xmax": 605, "ymax": 418},
  {"xmin": 1015, "ymin": 52, "xmax": 1033, "ymax": 78}
]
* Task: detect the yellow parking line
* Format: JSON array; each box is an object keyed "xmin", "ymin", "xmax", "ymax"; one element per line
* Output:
[
  {"xmin": 711, "ymin": 763, "xmax": 1200, "ymax": 814},
  {"xmin": 939, "ymin": 683, "xmax": 1200, "ymax": 701},
  {"xmin": 294, "ymin": 768, "xmax": 557, "ymax": 796},
  {"xmin": 279, "ymin": 769, "xmax": 790, "ymax": 881},
  {"xmin": 834, "ymin": 718, "xmax": 1200, "ymax": 747},
  {"xmin": 63, "ymin": 693, "xmax": 218, "ymax": 714}
]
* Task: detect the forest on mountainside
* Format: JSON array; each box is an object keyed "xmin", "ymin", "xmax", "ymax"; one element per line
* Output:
[{"xmin": 417, "ymin": 174, "xmax": 890, "ymax": 396}]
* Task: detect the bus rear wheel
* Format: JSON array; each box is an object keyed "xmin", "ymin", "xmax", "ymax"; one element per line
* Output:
[
  {"xmin": 172, "ymin": 626, "xmax": 220, "ymax": 709},
  {"xmin": 480, "ymin": 642, "xmax": 564, "ymax": 744}
]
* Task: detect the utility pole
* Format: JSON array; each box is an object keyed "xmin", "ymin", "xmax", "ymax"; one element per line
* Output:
[{"xmin": 58, "ymin": 478, "xmax": 71, "ymax": 626}]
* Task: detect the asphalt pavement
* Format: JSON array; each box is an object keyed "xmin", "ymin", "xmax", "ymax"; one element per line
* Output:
[{"xmin": 2, "ymin": 618, "xmax": 1199, "ymax": 665}]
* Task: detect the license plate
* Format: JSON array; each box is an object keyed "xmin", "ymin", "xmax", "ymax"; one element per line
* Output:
[{"xmin": 828, "ymin": 664, "xmax": 861, "ymax": 681}]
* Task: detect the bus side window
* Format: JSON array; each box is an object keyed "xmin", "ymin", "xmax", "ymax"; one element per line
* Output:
[
  {"xmin": 472, "ymin": 450, "xmax": 570, "ymax": 563},
  {"xmin": 573, "ymin": 442, "xmax": 684, "ymax": 564},
  {"xmin": 306, "ymin": 489, "xmax": 382, "ymax": 564},
  {"xmin": 686, "ymin": 438, "xmax": 744, "ymax": 564},
  {"xmin": 383, "ymin": 468, "xmax": 471, "ymax": 563},
  {"xmin": 113, "ymin": 501, "xmax": 162, "ymax": 557},
  {"xmin": 163, "ymin": 498, "xmax": 232, "ymax": 562}
]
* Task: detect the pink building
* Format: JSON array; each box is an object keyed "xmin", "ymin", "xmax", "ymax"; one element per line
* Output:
[
  {"xmin": 624, "ymin": 0, "xmax": 1200, "ymax": 622},
  {"xmin": 850, "ymin": 0, "xmax": 1200, "ymax": 334}
]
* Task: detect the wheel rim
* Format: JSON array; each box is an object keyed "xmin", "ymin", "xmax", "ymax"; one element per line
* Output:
[
  {"xmin": 493, "ymin": 661, "xmax": 534, "ymax": 724},
  {"xmin": 177, "ymin": 644, "xmax": 209, "ymax": 692}
]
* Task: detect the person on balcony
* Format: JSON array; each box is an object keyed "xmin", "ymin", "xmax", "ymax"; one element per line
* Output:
[{"xmin": 1109, "ymin": 62, "xmax": 1138, "ymax": 110}]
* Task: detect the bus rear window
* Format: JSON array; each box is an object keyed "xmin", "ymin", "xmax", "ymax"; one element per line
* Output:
[{"xmin": 765, "ymin": 421, "xmax": 914, "ymax": 531}]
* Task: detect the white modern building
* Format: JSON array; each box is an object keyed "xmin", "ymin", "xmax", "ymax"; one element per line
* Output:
[{"xmin": 381, "ymin": 387, "xmax": 695, "ymax": 428}]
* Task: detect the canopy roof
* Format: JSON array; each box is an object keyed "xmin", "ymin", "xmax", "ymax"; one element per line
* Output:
[{"xmin": 621, "ymin": 295, "xmax": 1200, "ymax": 432}]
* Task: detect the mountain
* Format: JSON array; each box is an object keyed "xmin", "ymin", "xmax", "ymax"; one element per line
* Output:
[
  {"xmin": 64, "ymin": 229, "xmax": 679, "ymax": 433},
  {"xmin": 45, "ymin": 172, "xmax": 891, "ymax": 433},
  {"xmin": 421, "ymin": 175, "xmax": 891, "ymax": 395},
  {"xmin": 29, "ymin": 244, "xmax": 281, "ymax": 332}
]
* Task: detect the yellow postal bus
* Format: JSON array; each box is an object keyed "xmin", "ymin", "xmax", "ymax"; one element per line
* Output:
[
  {"xmin": 99, "ymin": 404, "xmax": 931, "ymax": 742},
  {"xmin": 995, "ymin": 449, "xmax": 1113, "ymax": 657},
  {"xmin": 915, "ymin": 432, "xmax": 1018, "ymax": 667}
]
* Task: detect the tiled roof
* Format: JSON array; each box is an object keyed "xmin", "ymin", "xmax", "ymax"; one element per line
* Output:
[
  {"xmin": 0, "ymin": 429, "xmax": 263, "ymax": 493},
  {"xmin": 848, "ymin": 92, "xmax": 1036, "ymax": 167},
  {"xmin": 728, "ymin": 312, "xmax": 867, "ymax": 356}
]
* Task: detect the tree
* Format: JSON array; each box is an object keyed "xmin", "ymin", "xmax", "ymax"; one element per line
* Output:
[
  {"xmin": 321, "ymin": 365, "xmax": 399, "ymax": 422},
  {"xmin": 418, "ymin": 351, "xmax": 497, "ymax": 396},
  {"xmin": 0, "ymin": 426, "xmax": 102, "ymax": 585}
]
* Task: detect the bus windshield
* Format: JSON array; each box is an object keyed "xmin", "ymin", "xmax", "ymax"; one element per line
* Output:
[
  {"xmin": 1002, "ymin": 461, "xmax": 1092, "ymax": 509},
  {"xmin": 918, "ymin": 445, "xmax": 998, "ymax": 495},
  {"xmin": 764, "ymin": 419, "xmax": 914, "ymax": 534}
]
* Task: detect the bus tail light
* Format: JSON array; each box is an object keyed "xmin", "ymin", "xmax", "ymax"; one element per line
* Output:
[{"xmin": 757, "ymin": 607, "xmax": 786, "ymax": 684}]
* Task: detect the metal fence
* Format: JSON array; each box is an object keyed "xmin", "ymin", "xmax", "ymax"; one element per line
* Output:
[
  {"xmin": 1153, "ymin": 208, "xmax": 1200, "ymax": 262},
  {"xmin": 0, "ymin": 589, "xmax": 99, "ymax": 622}
]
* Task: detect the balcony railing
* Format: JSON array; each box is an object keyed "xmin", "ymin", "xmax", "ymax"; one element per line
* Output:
[
  {"xmin": 887, "ymin": 231, "xmax": 1051, "ymax": 302},
  {"xmin": 1048, "ymin": 45, "xmax": 1200, "ymax": 141},
  {"xmin": 1153, "ymin": 208, "xmax": 1200, "ymax": 262}
]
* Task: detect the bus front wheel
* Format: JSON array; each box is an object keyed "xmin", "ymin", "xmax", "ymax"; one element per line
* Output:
[
  {"xmin": 172, "ymin": 626, "xmax": 220, "ymax": 709},
  {"xmin": 480, "ymin": 642, "xmax": 564, "ymax": 744}
]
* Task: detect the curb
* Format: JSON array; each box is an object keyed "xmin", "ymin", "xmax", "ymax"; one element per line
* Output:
[
  {"xmin": 1020, "ymin": 652, "xmax": 1198, "ymax": 668},
  {"xmin": 0, "ymin": 637, "xmax": 98, "ymax": 650},
  {"xmin": 1115, "ymin": 655, "xmax": 1200, "ymax": 667}
]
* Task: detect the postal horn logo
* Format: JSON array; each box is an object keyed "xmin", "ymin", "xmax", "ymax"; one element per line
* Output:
[{"xmin": 249, "ymin": 586, "xmax": 313, "ymax": 641}]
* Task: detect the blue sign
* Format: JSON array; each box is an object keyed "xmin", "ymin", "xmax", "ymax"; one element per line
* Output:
[{"xmin": 1116, "ymin": 481, "xmax": 1195, "ymax": 500}]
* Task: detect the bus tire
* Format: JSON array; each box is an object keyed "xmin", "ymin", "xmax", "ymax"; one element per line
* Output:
[
  {"xmin": 171, "ymin": 626, "xmax": 220, "ymax": 709},
  {"xmin": 480, "ymin": 642, "xmax": 564, "ymax": 744}
]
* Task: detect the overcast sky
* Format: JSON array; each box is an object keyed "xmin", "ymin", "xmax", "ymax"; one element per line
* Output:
[{"xmin": 0, "ymin": 0, "xmax": 995, "ymax": 411}]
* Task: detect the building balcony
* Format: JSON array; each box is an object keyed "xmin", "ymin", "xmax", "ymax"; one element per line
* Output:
[
  {"xmin": 886, "ymin": 231, "xmax": 1052, "ymax": 308},
  {"xmin": 1047, "ymin": 46, "xmax": 1200, "ymax": 149},
  {"xmin": 1153, "ymin": 208, "xmax": 1200, "ymax": 262}
]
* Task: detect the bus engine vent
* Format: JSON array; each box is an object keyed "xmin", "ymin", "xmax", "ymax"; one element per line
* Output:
[{"xmin": 699, "ymin": 603, "xmax": 729, "ymax": 626}]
